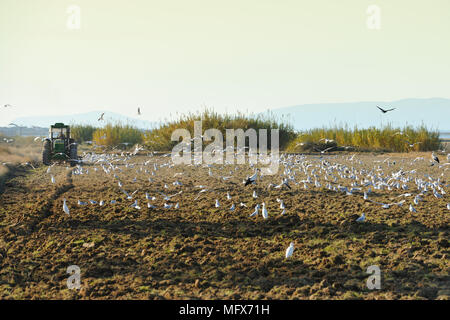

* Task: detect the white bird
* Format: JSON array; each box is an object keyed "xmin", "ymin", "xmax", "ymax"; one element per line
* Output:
[
  {"xmin": 148, "ymin": 203, "xmax": 156, "ymax": 209},
  {"xmin": 130, "ymin": 200, "xmax": 141, "ymax": 210},
  {"xmin": 230, "ymin": 203, "xmax": 235, "ymax": 211},
  {"xmin": 447, "ymin": 203, "xmax": 450, "ymax": 211},
  {"xmin": 431, "ymin": 152, "xmax": 440, "ymax": 164},
  {"xmin": 174, "ymin": 202, "xmax": 180, "ymax": 209},
  {"xmin": 409, "ymin": 204, "xmax": 417, "ymax": 213},
  {"xmin": 249, "ymin": 204, "xmax": 260, "ymax": 217},
  {"xmin": 226, "ymin": 192, "xmax": 232, "ymax": 200},
  {"xmin": 280, "ymin": 209, "xmax": 286, "ymax": 216},
  {"xmin": 261, "ymin": 202, "xmax": 268, "ymax": 219},
  {"xmin": 63, "ymin": 199, "xmax": 70, "ymax": 215},
  {"xmin": 163, "ymin": 203, "xmax": 172, "ymax": 209},
  {"xmin": 243, "ymin": 169, "xmax": 259, "ymax": 186},
  {"xmin": 280, "ymin": 200, "xmax": 285, "ymax": 209},
  {"xmin": 215, "ymin": 199, "xmax": 220, "ymax": 208},
  {"xmin": 51, "ymin": 175, "xmax": 55, "ymax": 184},
  {"xmin": 99, "ymin": 200, "xmax": 105, "ymax": 206},
  {"xmin": 252, "ymin": 190, "xmax": 258, "ymax": 198},
  {"xmin": 356, "ymin": 213, "xmax": 365, "ymax": 222},
  {"xmin": 285, "ymin": 242, "xmax": 294, "ymax": 259},
  {"xmin": 78, "ymin": 200, "xmax": 87, "ymax": 206},
  {"xmin": 110, "ymin": 200, "xmax": 117, "ymax": 204}
]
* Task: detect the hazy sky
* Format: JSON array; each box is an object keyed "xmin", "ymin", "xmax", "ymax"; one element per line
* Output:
[{"xmin": 1, "ymin": 0, "xmax": 449, "ymax": 126}]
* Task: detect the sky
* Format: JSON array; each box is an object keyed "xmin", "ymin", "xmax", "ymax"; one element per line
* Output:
[{"xmin": 1, "ymin": 0, "xmax": 450, "ymax": 126}]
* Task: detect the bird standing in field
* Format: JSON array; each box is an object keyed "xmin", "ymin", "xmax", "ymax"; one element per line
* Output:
[
  {"xmin": 261, "ymin": 202, "xmax": 268, "ymax": 219},
  {"xmin": 356, "ymin": 213, "xmax": 366, "ymax": 222},
  {"xmin": 63, "ymin": 199, "xmax": 70, "ymax": 215},
  {"xmin": 377, "ymin": 106, "xmax": 396, "ymax": 113},
  {"xmin": 431, "ymin": 152, "xmax": 440, "ymax": 164},
  {"xmin": 285, "ymin": 242, "xmax": 294, "ymax": 259}
]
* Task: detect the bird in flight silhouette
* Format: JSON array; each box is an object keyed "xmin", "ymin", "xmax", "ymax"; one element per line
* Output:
[{"xmin": 377, "ymin": 106, "xmax": 396, "ymax": 113}]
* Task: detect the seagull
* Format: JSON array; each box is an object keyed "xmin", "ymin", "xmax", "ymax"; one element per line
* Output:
[
  {"xmin": 377, "ymin": 106, "xmax": 396, "ymax": 113},
  {"xmin": 431, "ymin": 152, "xmax": 440, "ymax": 164},
  {"xmin": 63, "ymin": 199, "xmax": 70, "ymax": 215},
  {"xmin": 51, "ymin": 175, "xmax": 55, "ymax": 184},
  {"xmin": 3, "ymin": 104, "xmax": 12, "ymax": 107},
  {"xmin": 356, "ymin": 213, "xmax": 366, "ymax": 222},
  {"xmin": 77, "ymin": 200, "xmax": 87, "ymax": 206},
  {"xmin": 405, "ymin": 141, "xmax": 422, "ymax": 148},
  {"xmin": 285, "ymin": 242, "xmax": 294, "ymax": 259},
  {"xmin": 98, "ymin": 112, "xmax": 105, "ymax": 121},
  {"xmin": 130, "ymin": 200, "xmax": 141, "ymax": 210},
  {"xmin": 243, "ymin": 169, "xmax": 259, "ymax": 186},
  {"xmin": 230, "ymin": 203, "xmax": 235, "ymax": 211},
  {"xmin": 249, "ymin": 204, "xmax": 259, "ymax": 217},
  {"xmin": 138, "ymin": 107, "xmax": 141, "ymax": 116},
  {"xmin": 409, "ymin": 204, "xmax": 417, "ymax": 213},
  {"xmin": 447, "ymin": 203, "xmax": 450, "ymax": 211},
  {"xmin": 252, "ymin": 190, "xmax": 258, "ymax": 198},
  {"xmin": 215, "ymin": 199, "xmax": 220, "ymax": 208},
  {"xmin": 261, "ymin": 202, "xmax": 268, "ymax": 219}
]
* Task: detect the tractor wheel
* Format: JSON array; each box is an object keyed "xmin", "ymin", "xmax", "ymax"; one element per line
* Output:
[
  {"xmin": 69, "ymin": 144, "xmax": 78, "ymax": 167},
  {"xmin": 43, "ymin": 140, "xmax": 51, "ymax": 165}
]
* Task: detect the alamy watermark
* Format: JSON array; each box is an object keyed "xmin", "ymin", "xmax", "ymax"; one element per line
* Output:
[
  {"xmin": 67, "ymin": 5, "xmax": 81, "ymax": 30},
  {"xmin": 67, "ymin": 265, "xmax": 81, "ymax": 290},
  {"xmin": 170, "ymin": 121, "xmax": 280, "ymax": 175},
  {"xmin": 366, "ymin": 265, "xmax": 381, "ymax": 290}
]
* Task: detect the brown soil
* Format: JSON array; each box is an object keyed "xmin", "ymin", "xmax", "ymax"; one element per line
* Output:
[{"xmin": 0, "ymin": 152, "xmax": 448, "ymax": 299}]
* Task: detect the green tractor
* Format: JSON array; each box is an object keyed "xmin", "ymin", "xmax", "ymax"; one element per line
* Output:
[{"xmin": 42, "ymin": 123, "xmax": 78, "ymax": 167}]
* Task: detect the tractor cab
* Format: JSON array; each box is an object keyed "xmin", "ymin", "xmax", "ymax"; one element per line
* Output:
[
  {"xmin": 50, "ymin": 124, "xmax": 69, "ymax": 153},
  {"xmin": 43, "ymin": 123, "xmax": 78, "ymax": 166}
]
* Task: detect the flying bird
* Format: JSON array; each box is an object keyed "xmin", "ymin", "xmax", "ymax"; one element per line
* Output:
[
  {"xmin": 377, "ymin": 106, "xmax": 396, "ymax": 113},
  {"xmin": 138, "ymin": 107, "xmax": 141, "ymax": 116},
  {"xmin": 243, "ymin": 169, "xmax": 259, "ymax": 186},
  {"xmin": 98, "ymin": 112, "xmax": 105, "ymax": 121}
]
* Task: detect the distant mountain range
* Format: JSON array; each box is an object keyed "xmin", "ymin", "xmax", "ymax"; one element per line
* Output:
[
  {"xmin": 269, "ymin": 98, "xmax": 450, "ymax": 132},
  {"xmin": 11, "ymin": 111, "xmax": 156, "ymax": 130},
  {"xmin": 6, "ymin": 98, "xmax": 450, "ymax": 134}
]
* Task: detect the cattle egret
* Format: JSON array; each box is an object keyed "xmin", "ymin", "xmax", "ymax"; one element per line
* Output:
[
  {"xmin": 285, "ymin": 242, "xmax": 294, "ymax": 259},
  {"xmin": 63, "ymin": 199, "xmax": 70, "ymax": 215}
]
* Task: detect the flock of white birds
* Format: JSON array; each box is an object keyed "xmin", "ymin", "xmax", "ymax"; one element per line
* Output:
[{"xmin": 45, "ymin": 148, "xmax": 450, "ymax": 260}]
